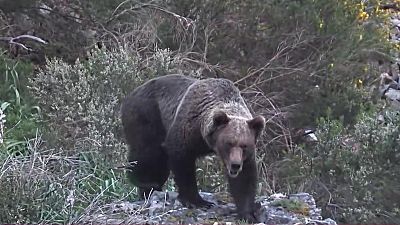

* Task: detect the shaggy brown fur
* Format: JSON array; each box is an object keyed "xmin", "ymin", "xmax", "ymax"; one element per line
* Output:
[{"xmin": 121, "ymin": 74, "xmax": 265, "ymax": 222}]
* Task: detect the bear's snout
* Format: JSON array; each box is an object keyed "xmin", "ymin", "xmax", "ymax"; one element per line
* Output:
[{"xmin": 227, "ymin": 148, "xmax": 243, "ymax": 178}]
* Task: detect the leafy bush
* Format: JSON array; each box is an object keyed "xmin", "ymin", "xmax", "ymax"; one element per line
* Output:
[
  {"xmin": 30, "ymin": 46, "xmax": 186, "ymax": 161},
  {"xmin": 273, "ymin": 108, "xmax": 400, "ymax": 223}
]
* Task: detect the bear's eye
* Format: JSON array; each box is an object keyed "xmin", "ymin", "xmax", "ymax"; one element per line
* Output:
[{"xmin": 240, "ymin": 144, "xmax": 248, "ymax": 149}]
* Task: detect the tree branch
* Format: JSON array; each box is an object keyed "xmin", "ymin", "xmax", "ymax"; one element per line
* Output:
[
  {"xmin": 380, "ymin": 3, "xmax": 400, "ymax": 11},
  {"xmin": 0, "ymin": 34, "xmax": 47, "ymax": 51}
]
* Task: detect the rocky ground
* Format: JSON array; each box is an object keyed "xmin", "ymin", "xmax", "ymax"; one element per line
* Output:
[{"xmin": 79, "ymin": 191, "xmax": 337, "ymax": 225}]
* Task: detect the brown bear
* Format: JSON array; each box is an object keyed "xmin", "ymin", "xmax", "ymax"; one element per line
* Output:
[{"xmin": 121, "ymin": 74, "xmax": 265, "ymax": 222}]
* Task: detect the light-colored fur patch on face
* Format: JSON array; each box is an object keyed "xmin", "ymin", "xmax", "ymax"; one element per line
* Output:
[
  {"xmin": 201, "ymin": 100, "xmax": 252, "ymax": 138},
  {"xmin": 227, "ymin": 115, "xmax": 250, "ymax": 120},
  {"xmin": 220, "ymin": 101, "xmax": 252, "ymax": 119},
  {"xmin": 228, "ymin": 117, "xmax": 248, "ymax": 138},
  {"xmin": 224, "ymin": 118, "xmax": 254, "ymax": 147}
]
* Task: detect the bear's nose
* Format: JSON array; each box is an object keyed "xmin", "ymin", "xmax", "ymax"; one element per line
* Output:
[{"xmin": 230, "ymin": 163, "xmax": 242, "ymax": 172}]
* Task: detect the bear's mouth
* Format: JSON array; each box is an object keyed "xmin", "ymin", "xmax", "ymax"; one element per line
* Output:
[
  {"xmin": 226, "ymin": 165, "xmax": 242, "ymax": 178},
  {"xmin": 228, "ymin": 170, "xmax": 240, "ymax": 178}
]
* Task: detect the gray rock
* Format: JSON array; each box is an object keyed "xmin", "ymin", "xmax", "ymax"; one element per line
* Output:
[{"xmin": 78, "ymin": 192, "xmax": 337, "ymax": 224}]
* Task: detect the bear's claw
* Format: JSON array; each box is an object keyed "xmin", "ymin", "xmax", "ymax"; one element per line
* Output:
[
  {"xmin": 178, "ymin": 195, "xmax": 215, "ymax": 209},
  {"xmin": 237, "ymin": 202, "xmax": 262, "ymax": 223},
  {"xmin": 238, "ymin": 213, "xmax": 259, "ymax": 223}
]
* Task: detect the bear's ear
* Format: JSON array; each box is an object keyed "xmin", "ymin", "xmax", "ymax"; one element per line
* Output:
[
  {"xmin": 247, "ymin": 115, "xmax": 265, "ymax": 137},
  {"xmin": 213, "ymin": 110, "xmax": 230, "ymax": 127}
]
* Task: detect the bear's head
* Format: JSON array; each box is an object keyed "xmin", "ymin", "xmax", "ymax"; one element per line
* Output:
[{"xmin": 206, "ymin": 110, "xmax": 265, "ymax": 178}]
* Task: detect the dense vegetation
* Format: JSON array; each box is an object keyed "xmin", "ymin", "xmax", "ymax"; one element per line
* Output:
[{"xmin": 0, "ymin": 0, "xmax": 399, "ymax": 223}]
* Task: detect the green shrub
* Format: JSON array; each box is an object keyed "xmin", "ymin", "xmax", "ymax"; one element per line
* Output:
[
  {"xmin": 29, "ymin": 46, "xmax": 186, "ymax": 161},
  {"xmin": 0, "ymin": 135, "xmax": 134, "ymax": 223},
  {"xmin": 274, "ymin": 108, "xmax": 400, "ymax": 224},
  {"xmin": 0, "ymin": 53, "xmax": 41, "ymax": 155},
  {"xmin": 271, "ymin": 199, "xmax": 310, "ymax": 215}
]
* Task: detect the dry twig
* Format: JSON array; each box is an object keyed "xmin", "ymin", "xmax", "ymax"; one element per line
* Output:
[{"xmin": 0, "ymin": 34, "xmax": 47, "ymax": 51}]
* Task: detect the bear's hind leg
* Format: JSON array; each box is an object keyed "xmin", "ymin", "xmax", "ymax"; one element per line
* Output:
[
  {"xmin": 127, "ymin": 147, "xmax": 170, "ymax": 199},
  {"xmin": 124, "ymin": 99, "xmax": 170, "ymax": 199}
]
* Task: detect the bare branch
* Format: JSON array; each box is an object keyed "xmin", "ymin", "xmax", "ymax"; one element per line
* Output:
[
  {"xmin": 0, "ymin": 34, "xmax": 47, "ymax": 51},
  {"xmin": 108, "ymin": 2, "xmax": 195, "ymax": 30},
  {"xmin": 380, "ymin": 3, "xmax": 400, "ymax": 11}
]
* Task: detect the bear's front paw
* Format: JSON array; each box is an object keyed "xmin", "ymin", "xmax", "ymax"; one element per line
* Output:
[
  {"xmin": 237, "ymin": 212, "xmax": 259, "ymax": 224},
  {"xmin": 178, "ymin": 195, "xmax": 215, "ymax": 208},
  {"xmin": 237, "ymin": 203, "xmax": 262, "ymax": 223}
]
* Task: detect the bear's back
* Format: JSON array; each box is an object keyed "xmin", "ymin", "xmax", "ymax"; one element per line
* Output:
[
  {"xmin": 132, "ymin": 74, "xmax": 196, "ymax": 99},
  {"xmin": 130, "ymin": 74, "xmax": 199, "ymax": 129},
  {"xmin": 192, "ymin": 78, "xmax": 243, "ymax": 102},
  {"xmin": 186, "ymin": 78, "xmax": 252, "ymax": 119},
  {"xmin": 123, "ymin": 74, "xmax": 251, "ymax": 133}
]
